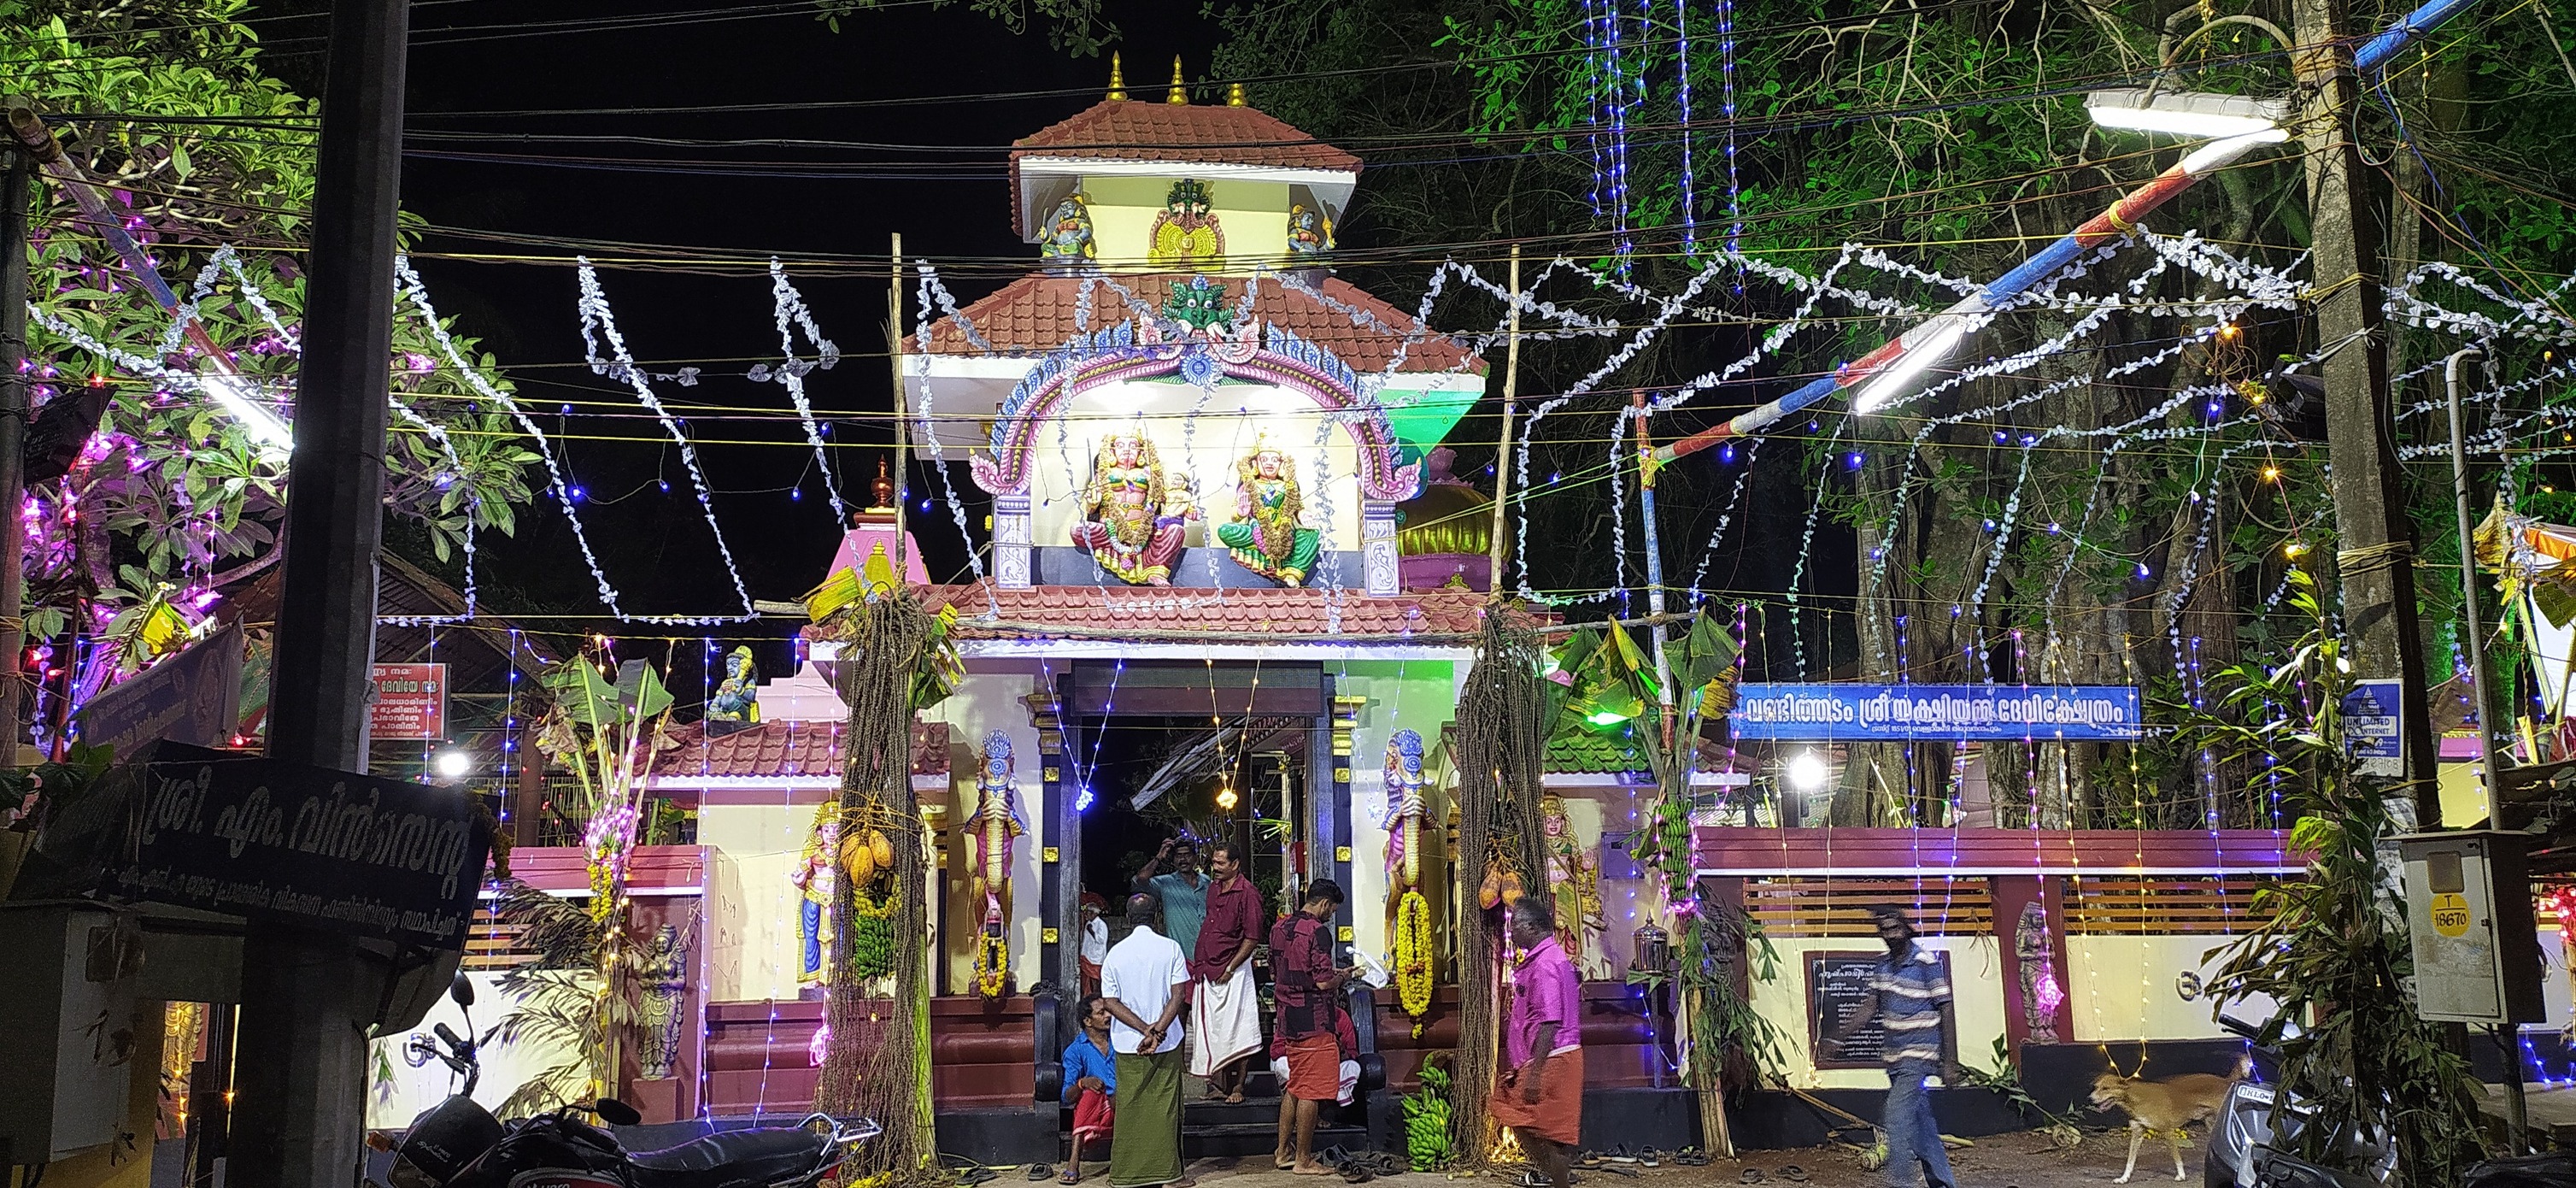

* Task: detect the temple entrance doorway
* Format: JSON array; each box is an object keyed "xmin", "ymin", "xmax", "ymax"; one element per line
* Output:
[{"xmin": 1046, "ymin": 661, "xmax": 1353, "ymax": 1015}]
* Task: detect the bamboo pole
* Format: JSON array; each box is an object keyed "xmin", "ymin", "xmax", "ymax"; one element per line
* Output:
[
  {"xmin": 889, "ymin": 233, "xmax": 908, "ymax": 573},
  {"xmin": 1486, "ymin": 246, "xmax": 1521, "ymax": 596}
]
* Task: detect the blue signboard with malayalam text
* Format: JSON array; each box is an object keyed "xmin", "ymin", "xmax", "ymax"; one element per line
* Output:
[{"xmin": 1728, "ymin": 683, "xmax": 2144, "ymax": 741}]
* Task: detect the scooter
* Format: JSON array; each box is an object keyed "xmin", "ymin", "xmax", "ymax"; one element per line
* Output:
[
  {"xmin": 2205, "ymin": 1014, "xmax": 2574, "ymax": 1188},
  {"xmin": 392, "ymin": 972, "xmax": 878, "ymax": 1188},
  {"xmin": 2203, "ymin": 1014, "xmax": 2389, "ymax": 1188}
]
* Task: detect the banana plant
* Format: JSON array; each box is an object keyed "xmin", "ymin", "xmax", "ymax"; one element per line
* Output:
[{"xmin": 530, "ymin": 650, "xmax": 677, "ymax": 1100}]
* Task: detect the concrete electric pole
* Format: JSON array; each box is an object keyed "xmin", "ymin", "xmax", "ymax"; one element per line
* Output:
[
  {"xmin": 2291, "ymin": 0, "xmax": 2442, "ymax": 824},
  {"xmin": 230, "ymin": 0, "xmax": 410, "ymax": 1185}
]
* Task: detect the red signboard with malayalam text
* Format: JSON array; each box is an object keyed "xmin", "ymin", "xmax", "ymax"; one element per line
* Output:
[{"xmin": 370, "ymin": 662, "xmax": 448, "ymax": 741}]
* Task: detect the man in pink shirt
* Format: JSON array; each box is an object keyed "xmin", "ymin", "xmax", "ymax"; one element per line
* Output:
[{"xmin": 1489, "ymin": 897, "xmax": 1582, "ymax": 1188}]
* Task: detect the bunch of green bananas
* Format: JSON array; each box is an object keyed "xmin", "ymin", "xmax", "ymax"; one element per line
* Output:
[
  {"xmin": 1401, "ymin": 1065, "xmax": 1453, "ymax": 1171},
  {"xmin": 848, "ymin": 898, "xmax": 896, "ymax": 979}
]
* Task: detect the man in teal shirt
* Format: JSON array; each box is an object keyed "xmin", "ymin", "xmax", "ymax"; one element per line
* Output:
[{"xmin": 1134, "ymin": 836, "xmax": 1207, "ymax": 959}]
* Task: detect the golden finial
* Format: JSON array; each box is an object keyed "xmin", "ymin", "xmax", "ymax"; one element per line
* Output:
[
  {"xmin": 1226, "ymin": 81, "xmax": 1247, "ymax": 107},
  {"xmin": 1167, "ymin": 56, "xmax": 1188, "ymax": 104},
  {"xmin": 1106, "ymin": 51, "xmax": 1126, "ymax": 101}
]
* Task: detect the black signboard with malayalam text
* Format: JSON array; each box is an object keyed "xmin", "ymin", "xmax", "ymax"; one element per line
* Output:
[
  {"xmin": 99, "ymin": 752, "xmax": 491, "ymax": 950},
  {"xmin": 1805, "ymin": 949, "xmax": 1952, "ymax": 1069}
]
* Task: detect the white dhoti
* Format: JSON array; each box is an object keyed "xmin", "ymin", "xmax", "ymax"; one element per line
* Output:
[{"xmin": 1188, "ymin": 963, "xmax": 1262, "ymax": 1078}]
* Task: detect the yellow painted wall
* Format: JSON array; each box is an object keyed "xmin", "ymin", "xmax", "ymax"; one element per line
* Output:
[
  {"xmin": 1747, "ymin": 935, "xmax": 2010, "ymax": 1089},
  {"xmin": 1028, "ymin": 383, "xmax": 1376, "ymax": 557},
  {"xmin": 2438, "ymin": 758, "xmax": 2493, "ymax": 828},
  {"xmin": 1082, "ymin": 175, "xmax": 1291, "ymax": 270},
  {"xmin": 2063, "ymin": 935, "xmax": 2279, "ymax": 1042},
  {"xmin": 701, "ymin": 801, "xmax": 819, "ymax": 1003},
  {"xmin": 921, "ymin": 663, "xmax": 1048, "ymax": 996}
]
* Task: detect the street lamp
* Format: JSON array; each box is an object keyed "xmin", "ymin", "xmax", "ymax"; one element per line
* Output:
[
  {"xmin": 2085, "ymin": 87, "xmax": 2289, "ymax": 139},
  {"xmin": 1784, "ymin": 750, "xmax": 1831, "ymax": 793},
  {"xmin": 433, "ymin": 749, "xmax": 472, "ymax": 782}
]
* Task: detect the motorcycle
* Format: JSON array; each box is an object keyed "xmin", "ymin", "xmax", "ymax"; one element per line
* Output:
[
  {"xmin": 392, "ymin": 972, "xmax": 878, "ymax": 1188},
  {"xmin": 2206, "ymin": 1014, "xmax": 2574, "ymax": 1188}
]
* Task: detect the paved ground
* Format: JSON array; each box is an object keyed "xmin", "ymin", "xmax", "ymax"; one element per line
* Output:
[{"xmin": 1049, "ymin": 1128, "xmax": 2216, "ymax": 1188}]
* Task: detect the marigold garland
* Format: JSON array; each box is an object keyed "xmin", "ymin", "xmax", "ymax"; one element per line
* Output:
[
  {"xmin": 973, "ymin": 929, "xmax": 1010, "ymax": 997},
  {"xmin": 1395, "ymin": 889, "xmax": 1434, "ymax": 1036}
]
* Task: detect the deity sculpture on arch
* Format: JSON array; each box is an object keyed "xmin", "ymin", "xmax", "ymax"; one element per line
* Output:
[
  {"xmin": 1218, "ymin": 441, "xmax": 1320, "ymax": 586},
  {"xmin": 1070, "ymin": 428, "xmax": 1195, "ymax": 585}
]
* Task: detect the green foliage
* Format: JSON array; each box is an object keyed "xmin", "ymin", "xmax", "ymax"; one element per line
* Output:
[
  {"xmin": 5, "ymin": 0, "xmax": 537, "ymax": 621},
  {"xmin": 2190, "ymin": 573, "xmax": 2486, "ymax": 1186}
]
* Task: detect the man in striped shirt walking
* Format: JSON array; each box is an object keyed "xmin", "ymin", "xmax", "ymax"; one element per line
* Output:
[{"xmin": 1823, "ymin": 906, "xmax": 1961, "ymax": 1188}]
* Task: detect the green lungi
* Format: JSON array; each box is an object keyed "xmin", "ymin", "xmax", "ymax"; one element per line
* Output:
[{"xmin": 1107, "ymin": 1047, "xmax": 1185, "ymax": 1188}]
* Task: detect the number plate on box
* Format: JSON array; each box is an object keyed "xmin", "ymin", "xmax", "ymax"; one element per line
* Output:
[{"xmin": 2238, "ymin": 1085, "xmax": 2275, "ymax": 1105}]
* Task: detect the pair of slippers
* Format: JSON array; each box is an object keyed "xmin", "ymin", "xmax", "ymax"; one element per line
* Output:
[
  {"xmin": 1732, "ymin": 1167, "xmax": 1806, "ymax": 1184},
  {"xmin": 1669, "ymin": 1149, "xmax": 1710, "ymax": 1167}
]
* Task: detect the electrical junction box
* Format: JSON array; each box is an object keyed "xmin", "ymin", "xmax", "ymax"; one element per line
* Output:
[
  {"xmin": 2397, "ymin": 831, "xmax": 2546, "ymax": 1025},
  {"xmin": 0, "ymin": 903, "xmax": 144, "ymax": 1163}
]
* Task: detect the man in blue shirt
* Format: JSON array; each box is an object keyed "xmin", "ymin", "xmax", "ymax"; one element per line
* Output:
[
  {"xmin": 1823, "ymin": 907, "xmax": 1961, "ymax": 1188},
  {"xmin": 1062, "ymin": 994, "xmax": 1119, "ymax": 1184}
]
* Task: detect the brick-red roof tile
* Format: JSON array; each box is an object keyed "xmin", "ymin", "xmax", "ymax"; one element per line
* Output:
[
  {"xmin": 1012, "ymin": 99, "xmax": 1362, "ymax": 173},
  {"xmin": 915, "ymin": 272, "xmax": 1482, "ymax": 376},
  {"xmin": 917, "ymin": 584, "xmax": 1524, "ymax": 639},
  {"xmin": 650, "ymin": 720, "xmax": 949, "ymax": 782}
]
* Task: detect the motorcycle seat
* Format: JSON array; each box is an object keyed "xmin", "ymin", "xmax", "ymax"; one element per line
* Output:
[{"xmin": 628, "ymin": 1128, "xmax": 826, "ymax": 1188}]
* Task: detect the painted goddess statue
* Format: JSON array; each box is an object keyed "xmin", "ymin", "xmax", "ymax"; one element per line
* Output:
[
  {"xmin": 791, "ymin": 803, "xmax": 838, "ymax": 997},
  {"xmin": 1071, "ymin": 432, "xmax": 1191, "ymax": 586},
  {"xmin": 1217, "ymin": 445, "xmax": 1321, "ymax": 586},
  {"xmin": 967, "ymin": 731, "xmax": 1026, "ymax": 996},
  {"xmin": 1540, "ymin": 794, "xmax": 1608, "ymax": 975}
]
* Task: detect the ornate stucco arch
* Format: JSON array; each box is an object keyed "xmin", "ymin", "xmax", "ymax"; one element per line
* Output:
[{"xmin": 969, "ymin": 319, "xmax": 1421, "ymax": 594}]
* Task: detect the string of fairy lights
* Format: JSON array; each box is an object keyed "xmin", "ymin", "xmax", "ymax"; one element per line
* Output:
[{"xmin": 26, "ymin": 179, "xmax": 2576, "ymax": 1093}]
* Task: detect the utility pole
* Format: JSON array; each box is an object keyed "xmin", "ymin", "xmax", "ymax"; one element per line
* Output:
[
  {"xmin": 1, "ymin": 106, "xmax": 30, "ymax": 767},
  {"xmin": 232, "ymin": 0, "xmax": 408, "ymax": 1185},
  {"xmin": 2291, "ymin": 0, "xmax": 2440, "ymax": 823}
]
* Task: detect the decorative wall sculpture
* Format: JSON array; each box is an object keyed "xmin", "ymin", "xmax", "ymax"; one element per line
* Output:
[
  {"xmin": 1288, "ymin": 203, "xmax": 1334, "ymax": 256},
  {"xmin": 637, "ymin": 923, "xmax": 690, "ymax": 1080},
  {"xmin": 705, "ymin": 645, "xmax": 760, "ymax": 737},
  {"xmin": 1147, "ymin": 178, "xmax": 1224, "ymax": 269},
  {"xmin": 1069, "ymin": 430, "xmax": 1193, "ymax": 585},
  {"xmin": 1218, "ymin": 443, "xmax": 1322, "ymax": 586},
  {"xmin": 1039, "ymin": 193, "xmax": 1097, "ymax": 268}
]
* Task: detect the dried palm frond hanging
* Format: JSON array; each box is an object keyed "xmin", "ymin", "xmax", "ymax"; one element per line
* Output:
[
  {"xmin": 811, "ymin": 591, "xmax": 952, "ymax": 1186},
  {"xmin": 1450, "ymin": 612, "xmax": 1550, "ymax": 1164}
]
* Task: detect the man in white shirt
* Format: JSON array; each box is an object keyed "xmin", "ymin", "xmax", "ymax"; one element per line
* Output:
[
  {"xmin": 1100, "ymin": 891, "xmax": 1194, "ymax": 1188},
  {"xmin": 1080, "ymin": 895, "xmax": 1111, "ymax": 996}
]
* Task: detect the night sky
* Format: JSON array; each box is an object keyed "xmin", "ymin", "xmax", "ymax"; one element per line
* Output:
[{"xmin": 255, "ymin": 0, "xmax": 1231, "ymax": 689}]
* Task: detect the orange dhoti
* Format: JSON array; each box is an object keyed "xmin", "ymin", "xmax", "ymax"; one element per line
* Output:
[
  {"xmin": 1282, "ymin": 1034, "xmax": 1340, "ymax": 1103},
  {"xmin": 1488, "ymin": 1048, "xmax": 1585, "ymax": 1147}
]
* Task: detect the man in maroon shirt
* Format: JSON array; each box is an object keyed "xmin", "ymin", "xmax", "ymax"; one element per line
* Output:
[
  {"xmin": 1489, "ymin": 897, "xmax": 1582, "ymax": 1188},
  {"xmin": 1188, "ymin": 843, "xmax": 1267, "ymax": 1103},
  {"xmin": 1268, "ymin": 878, "xmax": 1350, "ymax": 1173}
]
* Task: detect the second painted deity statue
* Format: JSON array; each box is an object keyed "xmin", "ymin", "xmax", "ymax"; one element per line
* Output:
[
  {"xmin": 1070, "ymin": 431, "xmax": 1194, "ymax": 585},
  {"xmin": 1217, "ymin": 444, "xmax": 1320, "ymax": 586},
  {"xmin": 1540, "ymin": 793, "xmax": 1609, "ymax": 976},
  {"xmin": 967, "ymin": 731, "xmax": 1026, "ymax": 997}
]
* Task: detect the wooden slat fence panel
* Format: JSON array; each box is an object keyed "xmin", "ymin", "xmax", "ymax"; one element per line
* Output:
[
  {"xmin": 461, "ymin": 909, "xmax": 541, "ymax": 971},
  {"xmin": 1742, "ymin": 877, "xmax": 1993, "ymax": 937},
  {"xmin": 2064, "ymin": 875, "xmax": 2279, "ymax": 935}
]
